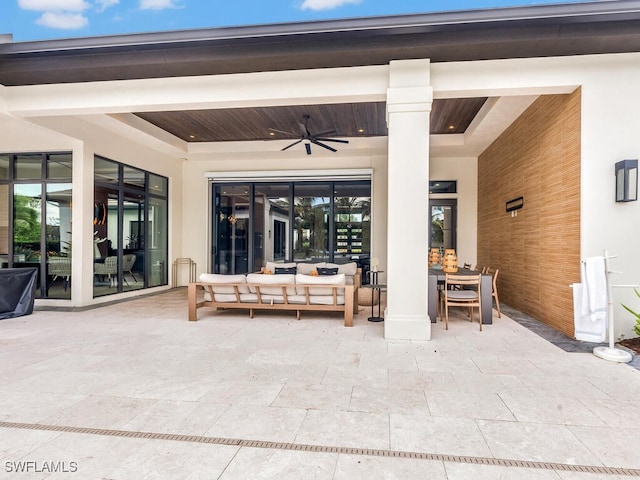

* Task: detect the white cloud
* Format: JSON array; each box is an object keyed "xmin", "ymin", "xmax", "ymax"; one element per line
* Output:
[
  {"xmin": 35, "ymin": 11, "xmax": 89, "ymax": 28},
  {"xmin": 19, "ymin": 0, "xmax": 89, "ymax": 12},
  {"xmin": 299, "ymin": 0, "xmax": 362, "ymax": 11},
  {"xmin": 95, "ymin": 0, "xmax": 119, "ymax": 11},
  {"xmin": 139, "ymin": 0, "xmax": 181, "ymax": 10}
]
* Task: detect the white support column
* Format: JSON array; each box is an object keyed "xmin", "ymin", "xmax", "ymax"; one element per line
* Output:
[
  {"xmin": 71, "ymin": 141, "xmax": 96, "ymax": 307},
  {"xmin": 384, "ymin": 59, "xmax": 433, "ymax": 340}
]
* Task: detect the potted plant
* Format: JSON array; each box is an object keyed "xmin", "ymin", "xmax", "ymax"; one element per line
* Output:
[{"xmin": 619, "ymin": 288, "xmax": 640, "ymax": 354}]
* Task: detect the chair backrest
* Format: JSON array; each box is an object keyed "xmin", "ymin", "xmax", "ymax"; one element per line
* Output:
[
  {"xmin": 123, "ymin": 254, "xmax": 136, "ymax": 270},
  {"xmin": 445, "ymin": 273, "xmax": 481, "ymax": 290},
  {"xmin": 102, "ymin": 256, "xmax": 118, "ymax": 274},
  {"xmin": 487, "ymin": 267, "xmax": 499, "ymax": 291},
  {"xmin": 48, "ymin": 256, "xmax": 71, "ymax": 276}
]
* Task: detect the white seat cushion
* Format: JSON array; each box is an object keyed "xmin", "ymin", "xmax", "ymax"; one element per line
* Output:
[{"xmin": 445, "ymin": 290, "xmax": 479, "ymax": 300}]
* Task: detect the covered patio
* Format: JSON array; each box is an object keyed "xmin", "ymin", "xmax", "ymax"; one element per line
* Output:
[{"xmin": 1, "ymin": 290, "xmax": 639, "ymax": 478}]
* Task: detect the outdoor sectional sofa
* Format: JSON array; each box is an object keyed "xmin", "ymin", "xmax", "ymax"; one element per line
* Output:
[{"xmin": 188, "ymin": 262, "xmax": 361, "ymax": 326}]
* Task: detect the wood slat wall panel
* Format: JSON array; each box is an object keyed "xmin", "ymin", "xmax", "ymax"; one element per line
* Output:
[{"xmin": 477, "ymin": 90, "xmax": 581, "ymax": 337}]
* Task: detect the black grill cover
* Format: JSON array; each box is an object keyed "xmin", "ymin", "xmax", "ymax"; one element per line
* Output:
[{"xmin": 0, "ymin": 268, "xmax": 38, "ymax": 319}]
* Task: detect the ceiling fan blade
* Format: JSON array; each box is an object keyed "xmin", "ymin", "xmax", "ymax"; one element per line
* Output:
[
  {"xmin": 281, "ymin": 139, "xmax": 302, "ymax": 151},
  {"xmin": 269, "ymin": 127, "xmax": 298, "ymax": 137},
  {"xmin": 305, "ymin": 143, "xmax": 312, "ymax": 155},
  {"xmin": 315, "ymin": 129, "xmax": 336, "ymax": 137},
  {"xmin": 298, "ymin": 122, "xmax": 308, "ymax": 137},
  {"xmin": 312, "ymin": 139, "xmax": 337, "ymax": 153},
  {"xmin": 316, "ymin": 137, "xmax": 349, "ymax": 144}
]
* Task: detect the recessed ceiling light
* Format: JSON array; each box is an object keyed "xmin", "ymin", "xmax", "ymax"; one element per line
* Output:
[
  {"xmin": 189, "ymin": 134, "xmax": 196, "ymax": 139},
  {"xmin": 357, "ymin": 128, "xmax": 365, "ymax": 133},
  {"xmin": 269, "ymin": 132, "xmax": 275, "ymax": 136},
  {"xmin": 448, "ymin": 125, "xmax": 455, "ymax": 130}
]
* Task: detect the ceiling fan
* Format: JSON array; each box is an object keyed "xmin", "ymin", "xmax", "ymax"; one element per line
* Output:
[{"xmin": 269, "ymin": 114, "xmax": 349, "ymax": 155}]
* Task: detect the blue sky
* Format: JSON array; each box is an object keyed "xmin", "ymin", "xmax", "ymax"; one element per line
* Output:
[{"xmin": 2, "ymin": 0, "xmax": 584, "ymax": 42}]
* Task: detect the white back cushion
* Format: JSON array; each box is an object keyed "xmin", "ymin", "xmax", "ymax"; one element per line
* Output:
[
  {"xmin": 295, "ymin": 273, "xmax": 346, "ymax": 295},
  {"xmin": 199, "ymin": 273, "xmax": 249, "ymax": 294},
  {"xmin": 246, "ymin": 273, "xmax": 297, "ymax": 295}
]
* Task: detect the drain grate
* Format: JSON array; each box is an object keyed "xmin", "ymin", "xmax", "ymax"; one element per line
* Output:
[{"xmin": 1, "ymin": 421, "xmax": 638, "ymax": 476}]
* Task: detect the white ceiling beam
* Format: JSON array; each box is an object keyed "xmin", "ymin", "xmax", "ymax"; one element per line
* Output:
[{"xmin": 5, "ymin": 65, "xmax": 390, "ymax": 118}]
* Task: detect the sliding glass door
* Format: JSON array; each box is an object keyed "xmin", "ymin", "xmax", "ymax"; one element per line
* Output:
[{"xmin": 211, "ymin": 180, "xmax": 371, "ymax": 274}]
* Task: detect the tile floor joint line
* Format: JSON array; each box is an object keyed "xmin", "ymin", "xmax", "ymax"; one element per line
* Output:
[{"xmin": 2, "ymin": 420, "xmax": 639, "ymax": 476}]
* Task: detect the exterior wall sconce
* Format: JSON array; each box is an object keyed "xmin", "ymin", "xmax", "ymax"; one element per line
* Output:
[
  {"xmin": 506, "ymin": 196, "xmax": 524, "ymax": 217},
  {"xmin": 615, "ymin": 159, "xmax": 638, "ymax": 202}
]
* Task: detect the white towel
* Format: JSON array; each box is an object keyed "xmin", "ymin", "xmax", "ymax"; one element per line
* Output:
[
  {"xmin": 582, "ymin": 256, "xmax": 608, "ymax": 323},
  {"xmin": 573, "ymin": 283, "xmax": 606, "ymax": 342}
]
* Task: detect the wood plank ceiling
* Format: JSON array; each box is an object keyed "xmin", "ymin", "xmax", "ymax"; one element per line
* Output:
[{"xmin": 134, "ymin": 98, "xmax": 487, "ymax": 143}]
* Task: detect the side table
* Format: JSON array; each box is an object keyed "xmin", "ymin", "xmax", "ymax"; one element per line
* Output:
[
  {"xmin": 363, "ymin": 284, "xmax": 386, "ymax": 322},
  {"xmin": 366, "ymin": 270, "xmax": 384, "ymax": 285}
]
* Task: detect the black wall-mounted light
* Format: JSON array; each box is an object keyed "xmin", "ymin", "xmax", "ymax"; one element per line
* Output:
[
  {"xmin": 615, "ymin": 159, "xmax": 638, "ymax": 202},
  {"xmin": 506, "ymin": 196, "xmax": 524, "ymax": 217}
]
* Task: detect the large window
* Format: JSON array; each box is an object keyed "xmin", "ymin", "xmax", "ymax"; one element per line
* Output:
[
  {"xmin": 0, "ymin": 153, "xmax": 72, "ymax": 299},
  {"xmin": 212, "ymin": 180, "xmax": 371, "ymax": 275},
  {"xmin": 94, "ymin": 157, "xmax": 168, "ymax": 297}
]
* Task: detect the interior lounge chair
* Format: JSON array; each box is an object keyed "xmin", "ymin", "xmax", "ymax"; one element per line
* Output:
[{"xmin": 48, "ymin": 256, "xmax": 71, "ymax": 291}]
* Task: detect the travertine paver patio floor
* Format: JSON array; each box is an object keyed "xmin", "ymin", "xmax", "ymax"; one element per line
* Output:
[{"xmin": 0, "ymin": 288, "xmax": 639, "ymax": 479}]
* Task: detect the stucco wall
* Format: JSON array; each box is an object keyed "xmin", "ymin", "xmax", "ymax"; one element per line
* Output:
[{"xmin": 429, "ymin": 157, "xmax": 478, "ymax": 267}]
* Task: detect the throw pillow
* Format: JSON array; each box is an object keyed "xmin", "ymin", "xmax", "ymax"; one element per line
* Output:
[
  {"xmin": 275, "ymin": 266, "xmax": 297, "ymax": 275},
  {"xmin": 317, "ymin": 267, "xmax": 339, "ymax": 276}
]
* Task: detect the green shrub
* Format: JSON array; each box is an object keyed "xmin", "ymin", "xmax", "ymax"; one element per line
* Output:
[{"xmin": 621, "ymin": 288, "xmax": 640, "ymax": 337}]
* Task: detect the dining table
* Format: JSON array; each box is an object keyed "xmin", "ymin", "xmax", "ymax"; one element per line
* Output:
[{"xmin": 428, "ymin": 267, "xmax": 493, "ymax": 325}]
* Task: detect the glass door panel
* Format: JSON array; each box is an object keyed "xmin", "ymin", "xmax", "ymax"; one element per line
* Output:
[
  {"xmin": 123, "ymin": 194, "xmax": 145, "ymax": 292},
  {"xmin": 333, "ymin": 182, "xmax": 371, "ymax": 263},
  {"xmin": 429, "ymin": 199, "xmax": 457, "ymax": 252},
  {"xmin": 94, "ymin": 192, "xmax": 119, "ymax": 297},
  {"xmin": 45, "ymin": 183, "xmax": 72, "ymax": 299},
  {"xmin": 293, "ymin": 184, "xmax": 330, "ymax": 262},
  {"xmin": 214, "ymin": 184, "xmax": 250, "ymax": 274},
  {"xmin": 13, "ymin": 184, "xmax": 43, "ymax": 294},
  {"xmin": 148, "ymin": 196, "xmax": 168, "ymax": 287},
  {"xmin": 0, "ymin": 184, "xmax": 8, "ymax": 268},
  {"xmin": 253, "ymin": 184, "xmax": 291, "ymax": 270}
]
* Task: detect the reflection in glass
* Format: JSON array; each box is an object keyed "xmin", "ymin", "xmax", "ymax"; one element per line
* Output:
[
  {"xmin": 253, "ymin": 184, "xmax": 291, "ymax": 270},
  {"xmin": 333, "ymin": 182, "xmax": 371, "ymax": 262},
  {"xmin": 149, "ymin": 174, "xmax": 168, "ymax": 196},
  {"xmin": 47, "ymin": 153, "xmax": 72, "ymax": 179},
  {"xmin": 94, "ymin": 156, "xmax": 168, "ymax": 297},
  {"xmin": 214, "ymin": 184, "xmax": 250, "ymax": 274},
  {"xmin": 123, "ymin": 166, "xmax": 145, "ymax": 191},
  {"xmin": 0, "ymin": 185, "xmax": 8, "ymax": 266},
  {"xmin": 430, "ymin": 203, "xmax": 456, "ymax": 250},
  {"xmin": 45, "ymin": 183, "xmax": 72, "ymax": 299},
  {"xmin": 15, "ymin": 154, "xmax": 42, "ymax": 180},
  {"xmin": 123, "ymin": 193, "xmax": 145, "ymax": 291},
  {"xmin": 0, "ymin": 154, "xmax": 9, "ymax": 179},
  {"xmin": 148, "ymin": 196, "xmax": 167, "ymax": 287},
  {"xmin": 94, "ymin": 157, "xmax": 119, "ymax": 185},
  {"xmin": 294, "ymin": 184, "xmax": 330, "ymax": 262},
  {"xmin": 13, "ymin": 184, "xmax": 42, "ymax": 292}
]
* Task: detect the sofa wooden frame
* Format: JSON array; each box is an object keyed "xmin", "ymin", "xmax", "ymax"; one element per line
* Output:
[{"xmin": 188, "ymin": 282, "xmax": 356, "ymax": 326}]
